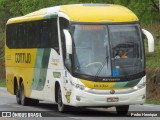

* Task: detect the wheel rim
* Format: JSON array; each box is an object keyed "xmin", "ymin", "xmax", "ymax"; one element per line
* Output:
[
  {"xmin": 16, "ymin": 87, "xmax": 20, "ymax": 100},
  {"xmin": 16, "ymin": 87, "xmax": 19, "ymax": 97},
  {"xmin": 20, "ymin": 85, "xmax": 25, "ymax": 105},
  {"xmin": 58, "ymin": 89, "xmax": 62, "ymax": 107}
]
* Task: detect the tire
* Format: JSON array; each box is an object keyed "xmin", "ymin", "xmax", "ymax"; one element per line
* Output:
[
  {"xmin": 15, "ymin": 85, "xmax": 21, "ymax": 104},
  {"xmin": 57, "ymin": 87, "xmax": 68, "ymax": 112},
  {"xmin": 20, "ymin": 82, "xmax": 29, "ymax": 106},
  {"xmin": 116, "ymin": 105, "xmax": 129, "ymax": 115}
]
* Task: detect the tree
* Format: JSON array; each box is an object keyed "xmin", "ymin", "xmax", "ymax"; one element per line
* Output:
[{"xmin": 150, "ymin": 0, "xmax": 160, "ymax": 12}]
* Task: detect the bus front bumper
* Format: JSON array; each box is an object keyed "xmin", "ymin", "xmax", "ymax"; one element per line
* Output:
[{"xmin": 69, "ymin": 86, "xmax": 146, "ymax": 107}]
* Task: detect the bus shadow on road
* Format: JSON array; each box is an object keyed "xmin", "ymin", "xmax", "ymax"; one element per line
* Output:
[{"xmin": 32, "ymin": 102, "xmax": 130, "ymax": 117}]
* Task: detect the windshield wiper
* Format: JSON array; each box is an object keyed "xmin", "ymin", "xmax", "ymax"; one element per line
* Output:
[{"xmin": 94, "ymin": 56, "xmax": 109, "ymax": 80}]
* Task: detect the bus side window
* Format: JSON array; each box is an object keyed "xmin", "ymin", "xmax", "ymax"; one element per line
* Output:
[
  {"xmin": 41, "ymin": 20, "xmax": 49, "ymax": 47},
  {"xmin": 33, "ymin": 22, "xmax": 40, "ymax": 48},
  {"xmin": 50, "ymin": 18, "xmax": 59, "ymax": 54},
  {"xmin": 17, "ymin": 24, "xmax": 27, "ymax": 48},
  {"xmin": 27, "ymin": 22, "xmax": 34, "ymax": 48},
  {"xmin": 13, "ymin": 24, "xmax": 18, "ymax": 48},
  {"xmin": 6, "ymin": 18, "xmax": 60, "ymax": 50},
  {"xmin": 6, "ymin": 24, "xmax": 13, "ymax": 48}
]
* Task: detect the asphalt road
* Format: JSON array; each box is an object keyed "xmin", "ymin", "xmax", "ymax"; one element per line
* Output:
[{"xmin": 0, "ymin": 87, "xmax": 160, "ymax": 120}]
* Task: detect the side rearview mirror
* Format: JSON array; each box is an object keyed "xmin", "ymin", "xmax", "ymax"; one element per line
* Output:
[
  {"xmin": 142, "ymin": 29, "xmax": 154, "ymax": 53},
  {"xmin": 63, "ymin": 29, "xmax": 72, "ymax": 54}
]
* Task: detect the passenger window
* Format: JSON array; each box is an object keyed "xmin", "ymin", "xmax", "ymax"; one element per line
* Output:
[{"xmin": 6, "ymin": 18, "xmax": 59, "ymax": 51}]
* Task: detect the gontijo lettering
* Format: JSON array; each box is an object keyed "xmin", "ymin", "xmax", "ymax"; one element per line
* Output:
[{"xmin": 15, "ymin": 53, "xmax": 31, "ymax": 63}]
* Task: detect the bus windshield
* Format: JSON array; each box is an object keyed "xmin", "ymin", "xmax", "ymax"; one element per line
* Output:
[{"xmin": 72, "ymin": 24, "xmax": 144, "ymax": 79}]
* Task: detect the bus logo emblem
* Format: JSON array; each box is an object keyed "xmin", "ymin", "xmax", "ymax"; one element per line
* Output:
[{"xmin": 110, "ymin": 90, "xmax": 115, "ymax": 94}]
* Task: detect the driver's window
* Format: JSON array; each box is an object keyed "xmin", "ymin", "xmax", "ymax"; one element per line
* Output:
[{"xmin": 59, "ymin": 17, "xmax": 71, "ymax": 72}]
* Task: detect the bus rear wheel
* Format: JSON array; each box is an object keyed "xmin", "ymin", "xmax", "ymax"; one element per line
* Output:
[
  {"xmin": 20, "ymin": 82, "xmax": 29, "ymax": 106},
  {"xmin": 16, "ymin": 85, "xmax": 21, "ymax": 104},
  {"xmin": 116, "ymin": 105, "xmax": 129, "ymax": 115}
]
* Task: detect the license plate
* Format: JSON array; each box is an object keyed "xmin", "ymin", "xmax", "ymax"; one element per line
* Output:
[{"xmin": 107, "ymin": 97, "xmax": 119, "ymax": 102}]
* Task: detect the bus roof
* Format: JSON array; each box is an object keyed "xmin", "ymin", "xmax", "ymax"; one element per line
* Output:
[
  {"xmin": 7, "ymin": 4, "xmax": 138, "ymax": 24},
  {"xmin": 60, "ymin": 4, "xmax": 138, "ymax": 23}
]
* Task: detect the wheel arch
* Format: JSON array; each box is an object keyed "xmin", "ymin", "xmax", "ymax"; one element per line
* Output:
[
  {"xmin": 13, "ymin": 77, "xmax": 18, "ymax": 95},
  {"xmin": 19, "ymin": 77, "xmax": 23, "ymax": 86},
  {"xmin": 13, "ymin": 76, "xmax": 23, "ymax": 95}
]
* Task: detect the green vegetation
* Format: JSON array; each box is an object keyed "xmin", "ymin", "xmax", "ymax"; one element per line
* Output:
[
  {"xmin": 146, "ymin": 45, "xmax": 160, "ymax": 69},
  {"xmin": 0, "ymin": 80, "xmax": 6, "ymax": 87},
  {"xmin": 0, "ymin": 0, "xmax": 160, "ymax": 104},
  {"xmin": 0, "ymin": 0, "xmax": 160, "ymax": 27},
  {"xmin": 146, "ymin": 99, "xmax": 160, "ymax": 105},
  {"xmin": 143, "ymin": 22, "xmax": 160, "ymax": 69}
]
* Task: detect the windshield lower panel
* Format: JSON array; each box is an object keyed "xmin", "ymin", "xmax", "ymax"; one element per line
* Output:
[{"xmin": 72, "ymin": 23, "xmax": 145, "ymax": 81}]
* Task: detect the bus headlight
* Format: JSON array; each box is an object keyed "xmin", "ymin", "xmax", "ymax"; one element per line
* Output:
[
  {"xmin": 132, "ymin": 82, "xmax": 146, "ymax": 90},
  {"xmin": 70, "ymin": 81, "xmax": 90, "ymax": 91},
  {"xmin": 133, "ymin": 86, "xmax": 139, "ymax": 90}
]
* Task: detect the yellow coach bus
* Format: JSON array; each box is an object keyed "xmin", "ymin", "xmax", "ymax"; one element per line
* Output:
[{"xmin": 5, "ymin": 4, "xmax": 154, "ymax": 114}]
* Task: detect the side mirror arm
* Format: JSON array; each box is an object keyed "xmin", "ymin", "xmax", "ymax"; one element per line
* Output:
[
  {"xmin": 63, "ymin": 29, "xmax": 72, "ymax": 54},
  {"xmin": 142, "ymin": 29, "xmax": 154, "ymax": 53}
]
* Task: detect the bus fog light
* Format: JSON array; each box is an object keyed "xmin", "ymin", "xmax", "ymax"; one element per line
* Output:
[
  {"xmin": 76, "ymin": 96, "xmax": 81, "ymax": 101},
  {"xmin": 75, "ymin": 84, "xmax": 80, "ymax": 88},
  {"xmin": 142, "ymin": 95, "xmax": 145, "ymax": 99},
  {"xmin": 79, "ymin": 85, "xmax": 85, "ymax": 90}
]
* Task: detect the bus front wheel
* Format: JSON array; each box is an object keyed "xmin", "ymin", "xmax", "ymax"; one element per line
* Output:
[
  {"xmin": 57, "ymin": 87, "xmax": 68, "ymax": 112},
  {"xmin": 116, "ymin": 105, "xmax": 129, "ymax": 115}
]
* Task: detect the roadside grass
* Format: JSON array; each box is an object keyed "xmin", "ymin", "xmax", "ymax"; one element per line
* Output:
[
  {"xmin": 144, "ymin": 22, "xmax": 160, "ymax": 105},
  {"xmin": 145, "ymin": 41, "xmax": 160, "ymax": 105},
  {"xmin": 146, "ymin": 40, "xmax": 160, "ymax": 69},
  {"xmin": 0, "ymin": 80, "xmax": 6, "ymax": 87},
  {"xmin": 146, "ymin": 99, "xmax": 160, "ymax": 105},
  {"xmin": 144, "ymin": 22, "xmax": 160, "ymax": 69}
]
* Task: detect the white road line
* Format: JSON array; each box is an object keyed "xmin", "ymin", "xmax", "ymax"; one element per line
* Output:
[
  {"xmin": 0, "ymin": 103, "xmax": 7, "ymax": 105},
  {"xmin": 143, "ymin": 104, "xmax": 160, "ymax": 108},
  {"xmin": 0, "ymin": 87, "xmax": 7, "ymax": 91},
  {"xmin": 69, "ymin": 117, "xmax": 81, "ymax": 120},
  {"xmin": 5, "ymin": 103, "xmax": 24, "ymax": 109},
  {"xmin": 0, "ymin": 118, "xmax": 17, "ymax": 120}
]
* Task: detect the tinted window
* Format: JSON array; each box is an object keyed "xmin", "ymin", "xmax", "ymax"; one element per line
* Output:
[{"xmin": 6, "ymin": 18, "xmax": 59, "ymax": 53}]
